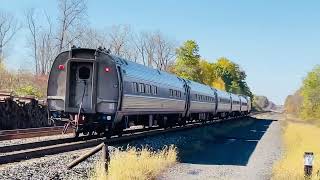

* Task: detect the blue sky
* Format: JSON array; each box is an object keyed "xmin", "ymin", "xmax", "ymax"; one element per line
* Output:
[{"xmin": 2, "ymin": 0, "xmax": 320, "ymax": 104}]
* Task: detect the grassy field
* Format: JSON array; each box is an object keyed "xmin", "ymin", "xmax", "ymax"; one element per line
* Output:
[
  {"xmin": 272, "ymin": 122, "xmax": 320, "ymax": 179},
  {"xmin": 90, "ymin": 145, "xmax": 177, "ymax": 180}
]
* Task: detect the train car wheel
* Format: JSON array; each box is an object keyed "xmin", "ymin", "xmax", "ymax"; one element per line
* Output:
[
  {"xmin": 103, "ymin": 124, "xmax": 113, "ymax": 139},
  {"xmin": 73, "ymin": 129, "xmax": 80, "ymax": 139},
  {"xmin": 118, "ymin": 131, "xmax": 123, "ymax": 137},
  {"xmin": 104, "ymin": 130, "xmax": 112, "ymax": 139}
]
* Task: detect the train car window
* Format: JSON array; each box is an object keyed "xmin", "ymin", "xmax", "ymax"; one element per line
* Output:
[
  {"xmin": 151, "ymin": 86, "xmax": 157, "ymax": 95},
  {"xmin": 195, "ymin": 94, "xmax": 198, "ymax": 100},
  {"xmin": 174, "ymin": 90, "xmax": 177, "ymax": 97},
  {"xmin": 132, "ymin": 82, "xmax": 138, "ymax": 93},
  {"xmin": 169, "ymin": 89, "xmax": 174, "ymax": 97},
  {"xmin": 145, "ymin": 84, "xmax": 151, "ymax": 94},
  {"xmin": 78, "ymin": 66, "xmax": 90, "ymax": 79},
  {"xmin": 139, "ymin": 83, "xmax": 145, "ymax": 93},
  {"xmin": 178, "ymin": 91, "xmax": 181, "ymax": 98}
]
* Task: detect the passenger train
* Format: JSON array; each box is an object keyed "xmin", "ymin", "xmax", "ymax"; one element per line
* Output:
[{"xmin": 47, "ymin": 47, "xmax": 251, "ymax": 137}]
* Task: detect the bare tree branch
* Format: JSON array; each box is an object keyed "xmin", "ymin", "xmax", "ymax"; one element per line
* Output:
[
  {"xmin": 107, "ymin": 25, "xmax": 132, "ymax": 57},
  {"xmin": 26, "ymin": 9, "xmax": 55, "ymax": 75},
  {"xmin": 26, "ymin": 9, "xmax": 39, "ymax": 73},
  {"xmin": 0, "ymin": 11, "xmax": 19, "ymax": 63},
  {"xmin": 56, "ymin": 0, "xmax": 87, "ymax": 52}
]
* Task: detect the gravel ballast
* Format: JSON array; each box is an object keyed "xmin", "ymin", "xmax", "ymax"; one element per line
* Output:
[
  {"xmin": 158, "ymin": 112, "xmax": 282, "ymax": 180},
  {"xmin": 0, "ymin": 112, "xmax": 282, "ymax": 180},
  {"xmin": 0, "ymin": 146, "xmax": 118, "ymax": 180}
]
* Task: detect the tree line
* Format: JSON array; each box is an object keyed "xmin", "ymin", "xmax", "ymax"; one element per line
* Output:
[
  {"xmin": 0, "ymin": 0, "xmax": 252, "ymax": 98},
  {"xmin": 173, "ymin": 40, "xmax": 252, "ymax": 97},
  {"xmin": 285, "ymin": 65, "xmax": 320, "ymax": 120}
]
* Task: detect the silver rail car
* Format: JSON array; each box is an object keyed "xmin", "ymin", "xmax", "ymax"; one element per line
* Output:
[{"xmin": 47, "ymin": 47, "xmax": 251, "ymax": 137}]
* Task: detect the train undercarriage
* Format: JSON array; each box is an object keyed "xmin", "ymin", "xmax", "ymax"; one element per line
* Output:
[{"xmin": 51, "ymin": 111, "xmax": 249, "ymax": 139}]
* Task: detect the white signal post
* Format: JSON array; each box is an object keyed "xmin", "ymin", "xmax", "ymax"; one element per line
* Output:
[{"xmin": 304, "ymin": 152, "xmax": 314, "ymax": 177}]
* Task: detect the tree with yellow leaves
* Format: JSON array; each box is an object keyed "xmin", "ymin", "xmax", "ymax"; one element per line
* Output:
[{"xmin": 173, "ymin": 40, "xmax": 252, "ymax": 98}]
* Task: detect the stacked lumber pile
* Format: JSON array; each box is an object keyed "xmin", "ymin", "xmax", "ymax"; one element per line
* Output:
[{"xmin": 0, "ymin": 91, "xmax": 49, "ymax": 130}]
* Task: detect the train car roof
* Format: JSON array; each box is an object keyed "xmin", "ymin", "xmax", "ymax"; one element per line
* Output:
[
  {"xmin": 112, "ymin": 55, "xmax": 185, "ymax": 90},
  {"xmin": 186, "ymin": 80, "xmax": 216, "ymax": 96},
  {"xmin": 231, "ymin": 93, "xmax": 241, "ymax": 101},
  {"xmin": 239, "ymin": 95, "xmax": 248, "ymax": 102},
  {"xmin": 216, "ymin": 89, "xmax": 231, "ymax": 99}
]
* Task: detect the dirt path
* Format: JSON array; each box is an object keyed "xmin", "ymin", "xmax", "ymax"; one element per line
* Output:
[{"xmin": 158, "ymin": 112, "xmax": 283, "ymax": 180}]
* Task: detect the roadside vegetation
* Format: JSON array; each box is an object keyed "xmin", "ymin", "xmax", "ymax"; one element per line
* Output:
[
  {"xmin": 274, "ymin": 65, "xmax": 320, "ymax": 179},
  {"xmin": 90, "ymin": 145, "xmax": 177, "ymax": 180},
  {"xmin": 272, "ymin": 122, "xmax": 320, "ymax": 180},
  {"xmin": 0, "ymin": 62, "xmax": 47, "ymax": 98},
  {"xmin": 285, "ymin": 65, "xmax": 320, "ymax": 121},
  {"xmin": 252, "ymin": 95, "xmax": 275, "ymax": 111}
]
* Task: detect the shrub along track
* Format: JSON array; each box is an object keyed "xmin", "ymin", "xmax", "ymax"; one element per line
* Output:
[{"xmin": 0, "ymin": 112, "xmax": 267, "ymax": 166}]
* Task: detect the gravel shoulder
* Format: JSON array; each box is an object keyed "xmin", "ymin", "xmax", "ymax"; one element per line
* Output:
[{"xmin": 158, "ymin": 112, "xmax": 283, "ymax": 180}]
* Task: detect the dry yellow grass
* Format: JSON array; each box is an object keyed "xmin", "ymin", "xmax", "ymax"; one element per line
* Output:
[
  {"xmin": 272, "ymin": 122, "xmax": 320, "ymax": 179},
  {"xmin": 90, "ymin": 145, "xmax": 177, "ymax": 180}
]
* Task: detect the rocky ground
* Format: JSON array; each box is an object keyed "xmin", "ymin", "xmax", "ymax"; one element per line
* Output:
[
  {"xmin": 158, "ymin": 112, "xmax": 282, "ymax": 180},
  {"xmin": 0, "ymin": 112, "xmax": 282, "ymax": 180}
]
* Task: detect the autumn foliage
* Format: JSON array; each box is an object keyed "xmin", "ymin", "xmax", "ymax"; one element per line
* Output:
[
  {"xmin": 172, "ymin": 40, "xmax": 252, "ymax": 97},
  {"xmin": 285, "ymin": 65, "xmax": 320, "ymax": 120},
  {"xmin": 0, "ymin": 62, "xmax": 47, "ymax": 98}
]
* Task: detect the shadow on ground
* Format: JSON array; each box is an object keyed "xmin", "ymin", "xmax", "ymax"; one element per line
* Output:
[
  {"xmin": 178, "ymin": 117, "xmax": 276, "ymax": 166},
  {"xmin": 125, "ymin": 116, "xmax": 277, "ymax": 166}
]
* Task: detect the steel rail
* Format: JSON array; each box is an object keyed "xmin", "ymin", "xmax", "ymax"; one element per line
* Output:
[
  {"xmin": 0, "ymin": 116, "xmax": 247, "ymax": 165},
  {"xmin": 0, "ymin": 112, "xmax": 268, "ymax": 165},
  {"xmin": 0, "ymin": 126, "xmax": 72, "ymax": 141}
]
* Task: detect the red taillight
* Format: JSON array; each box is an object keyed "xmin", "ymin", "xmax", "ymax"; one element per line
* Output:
[
  {"xmin": 58, "ymin": 64, "xmax": 65, "ymax": 70},
  {"xmin": 105, "ymin": 67, "xmax": 110, "ymax": 72}
]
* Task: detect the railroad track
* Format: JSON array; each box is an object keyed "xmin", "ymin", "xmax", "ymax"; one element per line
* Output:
[
  {"xmin": 0, "ymin": 118, "xmax": 231, "ymax": 165},
  {"xmin": 0, "ymin": 126, "xmax": 72, "ymax": 141},
  {"xmin": 0, "ymin": 112, "xmax": 269, "ymax": 165}
]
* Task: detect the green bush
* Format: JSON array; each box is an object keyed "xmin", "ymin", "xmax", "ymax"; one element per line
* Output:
[
  {"xmin": 15, "ymin": 85, "xmax": 43, "ymax": 98},
  {"xmin": 300, "ymin": 65, "xmax": 320, "ymax": 120}
]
